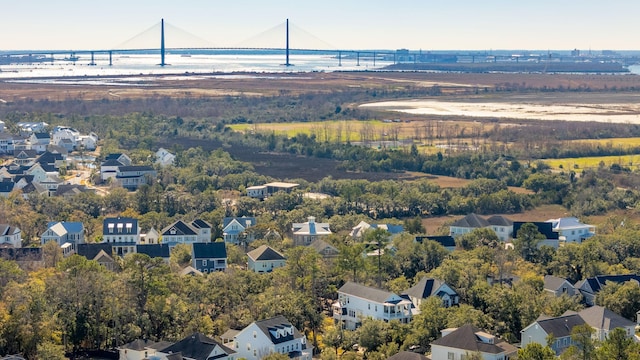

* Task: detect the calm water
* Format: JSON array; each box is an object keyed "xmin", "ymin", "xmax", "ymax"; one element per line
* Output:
[{"xmin": 0, "ymin": 53, "xmax": 391, "ymax": 83}]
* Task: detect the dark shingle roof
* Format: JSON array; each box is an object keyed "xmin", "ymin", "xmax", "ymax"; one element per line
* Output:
[
  {"xmin": 386, "ymin": 351, "xmax": 428, "ymax": 360},
  {"xmin": 544, "ymin": 275, "xmax": 571, "ymax": 291},
  {"xmin": 415, "ymin": 235, "xmax": 456, "ymax": 248},
  {"xmin": 121, "ymin": 339, "xmax": 158, "ymax": 351},
  {"xmin": 403, "ymin": 278, "xmax": 450, "ymax": 299},
  {"xmin": 431, "ymin": 324, "xmax": 517, "ymax": 355},
  {"xmin": 103, "ymin": 217, "xmax": 138, "ymax": 235},
  {"xmin": 136, "ymin": 244, "xmax": 171, "ymax": 259},
  {"xmin": 536, "ymin": 314, "xmax": 585, "ymax": 338},
  {"xmin": 254, "ymin": 315, "xmax": 305, "ymax": 345},
  {"xmin": 191, "ymin": 219, "xmax": 212, "ymax": 229},
  {"xmin": 192, "ymin": 242, "xmax": 227, "ymax": 259},
  {"xmin": 162, "ymin": 220, "xmax": 198, "ymax": 236},
  {"xmin": 101, "ymin": 159, "xmax": 124, "ymax": 167},
  {"xmin": 160, "ymin": 333, "xmax": 234, "ymax": 360},
  {"xmin": 451, "ymin": 213, "xmax": 490, "ymax": 228},
  {"xmin": 513, "ymin": 221, "xmax": 558, "ymax": 239},
  {"xmin": 585, "ymin": 274, "xmax": 640, "ymax": 293},
  {"xmin": 486, "ymin": 215, "xmax": 513, "ymax": 226},
  {"xmin": 76, "ymin": 243, "xmax": 113, "ymax": 260},
  {"xmin": 247, "ymin": 245, "xmax": 285, "ymax": 261},
  {"xmin": 118, "ymin": 165, "xmax": 155, "ymax": 172}
]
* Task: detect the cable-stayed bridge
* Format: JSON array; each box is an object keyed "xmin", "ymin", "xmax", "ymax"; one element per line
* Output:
[{"xmin": 0, "ymin": 19, "xmax": 409, "ymax": 68}]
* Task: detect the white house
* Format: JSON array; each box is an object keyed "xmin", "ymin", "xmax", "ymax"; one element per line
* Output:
[
  {"xmin": 116, "ymin": 165, "xmax": 157, "ymax": 190},
  {"xmin": 431, "ymin": 324, "xmax": 517, "ymax": 360},
  {"xmin": 349, "ymin": 221, "xmax": 404, "ymax": 239},
  {"xmin": 247, "ymin": 245, "xmax": 286, "ymax": 273},
  {"xmin": 118, "ymin": 339, "xmax": 173, "ymax": 360},
  {"xmin": 161, "ymin": 220, "xmax": 200, "ymax": 246},
  {"xmin": 223, "ymin": 216, "xmax": 256, "ymax": 245},
  {"xmin": 155, "ymin": 148, "xmax": 176, "ymax": 167},
  {"xmin": 140, "ymin": 227, "xmax": 159, "ymax": 245},
  {"xmin": 292, "ymin": 216, "xmax": 332, "ymax": 246},
  {"xmin": 333, "ymin": 281, "xmax": 412, "ymax": 330},
  {"xmin": 29, "ymin": 132, "xmax": 50, "ymax": 153},
  {"xmin": 102, "ymin": 217, "xmax": 141, "ymax": 257},
  {"xmin": 546, "ymin": 217, "xmax": 595, "ymax": 245},
  {"xmin": 246, "ymin": 185, "xmax": 267, "ymax": 199},
  {"xmin": 40, "ymin": 221, "xmax": 85, "ymax": 246},
  {"xmin": 246, "ymin": 182, "xmax": 299, "ymax": 199},
  {"xmin": 449, "ymin": 213, "xmax": 513, "ymax": 241},
  {"xmin": 17, "ymin": 121, "xmax": 48, "ymax": 135},
  {"xmin": 0, "ymin": 133, "xmax": 15, "ymax": 154},
  {"xmin": 231, "ymin": 315, "xmax": 312, "ymax": 360},
  {"xmin": 402, "ymin": 277, "xmax": 459, "ymax": 310},
  {"xmin": 0, "ymin": 225, "xmax": 22, "ymax": 248}
]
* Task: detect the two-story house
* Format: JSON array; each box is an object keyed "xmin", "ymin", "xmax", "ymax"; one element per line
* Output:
[
  {"xmin": 543, "ymin": 275, "xmax": 577, "ymax": 297},
  {"xmin": 292, "ymin": 216, "xmax": 332, "ymax": 246},
  {"xmin": 161, "ymin": 220, "xmax": 200, "ymax": 246},
  {"xmin": 449, "ymin": 213, "xmax": 513, "ymax": 241},
  {"xmin": 223, "ymin": 216, "xmax": 257, "ymax": 245},
  {"xmin": 247, "ymin": 245, "xmax": 286, "ymax": 273},
  {"xmin": 40, "ymin": 221, "xmax": 85, "ymax": 247},
  {"xmin": 155, "ymin": 148, "xmax": 176, "ymax": 167},
  {"xmin": 431, "ymin": 324, "xmax": 517, "ymax": 360},
  {"xmin": 402, "ymin": 277, "xmax": 459, "ymax": 309},
  {"xmin": 0, "ymin": 224, "xmax": 22, "ymax": 248},
  {"xmin": 192, "ymin": 242, "xmax": 227, "ymax": 273},
  {"xmin": 575, "ymin": 274, "xmax": 640, "ymax": 306},
  {"xmin": 116, "ymin": 165, "xmax": 157, "ymax": 190},
  {"xmin": 102, "ymin": 217, "xmax": 141, "ymax": 256},
  {"xmin": 547, "ymin": 217, "xmax": 596, "ymax": 245},
  {"xmin": 158, "ymin": 333, "xmax": 236, "ymax": 360},
  {"xmin": 333, "ymin": 281, "xmax": 412, "ymax": 330},
  {"xmin": 231, "ymin": 315, "xmax": 312, "ymax": 360}
]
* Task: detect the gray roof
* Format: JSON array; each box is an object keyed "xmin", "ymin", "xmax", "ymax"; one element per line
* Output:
[
  {"xmin": 544, "ymin": 275, "xmax": 572, "ymax": 291},
  {"xmin": 247, "ymin": 245, "xmax": 285, "ymax": 261},
  {"xmin": 451, "ymin": 213, "xmax": 490, "ymax": 228},
  {"xmin": 578, "ymin": 305, "xmax": 636, "ymax": 330},
  {"xmin": 339, "ymin": 281, "xmax": 398, "ymax": 303},
  {"xmin": 386, "ymin": 351, "xmax": 428, "ymax": 360},
  {"xmin": 309, "ymin": 238, "xmax": 338, "ymax": 254},
  {"xmin": 431, "ymin": 324, "xmax": 517, "ymax": 355},
  {"xmin": 403, "ymin": 278, "xmax": 453, "ymax": 299},
  {"xmin": 535, "ymin": 314, "xmax": 585, "ymax": 338},
  {"xmin": 192, "ymin": 242, "xmax": 227, "ymax": 259},
  {"xmin": 160, "ymin": 333, "xmax": 235, "ymax": 360},
  {"xmin": 486, "ymin": 215, "xmax": 513, "ymax": 226},
  {"xmin": 162, "ymin": 220, "xmax": 198, "ymax": 236}
]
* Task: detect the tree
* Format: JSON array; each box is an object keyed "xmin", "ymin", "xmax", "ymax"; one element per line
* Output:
[
  {"xmin": 518, "ymin": 342, "xmax": 556, "ymax": 360},
  {"xmin": 596, "ymin": 281, "xmax": 640, "ymax": 321},
  {"xmin": 358, "ymin": 319, "xmax": 389, "ymax": 354},
  {"xmin": 364, "ymin": 228, "xmax": 391, "ymax": 287},
  {"xmin": 570, "ymin": 323, "xmax": 595, "ymax": 360},
  {"xmin": 514, "ymin": 223, "xmax": 545, "ymax": 262},
  {"xmin": 596, "ymin": 327, "xmax": 633, "ymax": 360}
]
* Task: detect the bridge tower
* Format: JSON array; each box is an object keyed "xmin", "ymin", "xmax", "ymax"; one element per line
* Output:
[
  {"xmin": 284, "ymin": 18, "xmax": 292, "ymax": 66},
  {"xmin": 160, "ymin": 18, "xmax": 166, "ymax": 67}
]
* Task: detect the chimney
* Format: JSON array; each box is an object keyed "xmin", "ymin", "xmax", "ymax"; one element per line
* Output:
[{"xmin": 308, "ymin": 216, "xmax": 315, "ymax": 224}]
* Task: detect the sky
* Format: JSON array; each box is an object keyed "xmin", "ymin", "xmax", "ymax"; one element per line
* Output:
[{"xmin": 1, "ymin": 0, "xmax": 639, "ymax": 51}]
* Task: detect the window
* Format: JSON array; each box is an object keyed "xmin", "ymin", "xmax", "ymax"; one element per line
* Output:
[
  {"xmin": 253, "ymin": 331, "xmax": 257, "ymax": 338},
  {"xmin": 448, "ymin": 352, "xmax": 454, "ymax": 360},
  {"xmin": 253, "ymin": 350, "xmax": 256, "ymax": 357},
  {"xmin": 203, "ymin": 260, "xmax": 207, "ymax": 266}
]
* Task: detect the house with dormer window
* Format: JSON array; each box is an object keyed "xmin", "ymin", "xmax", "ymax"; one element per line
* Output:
[
  {"xmin": 231, "ymin": 315, "xmax": 312, "ymax": 360},
  {"xmin": 102, "ymin": 217, "xmax": 141, "ymax": 257},
  {"xmin": 223, "ymin": 216, "xmax": 256, "ymax": 245},
  {"xmin": 333, "ymin": 281, "xmax": 412, "ymax": 330}
]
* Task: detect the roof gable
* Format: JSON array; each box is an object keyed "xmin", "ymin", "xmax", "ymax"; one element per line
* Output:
[
  {"xmin": 431, "ymin": 324, "xmax": 516, "ymax": 355},
  {"xmin": 451, "ymin": 213, "xmax": 490, "ymax": 228},
  {"xmin": 247, "ymin": 245, "xmax": 286, "ymax": 261}
]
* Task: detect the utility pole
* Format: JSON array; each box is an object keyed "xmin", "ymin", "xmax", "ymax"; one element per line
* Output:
[{"xmin": 160, "ymin": 18, "xmax": 166, "ymax": 67}]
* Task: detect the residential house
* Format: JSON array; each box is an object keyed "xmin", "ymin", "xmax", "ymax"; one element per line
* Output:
[
  {"xmin": 158, "ymin": 333, "xmax": 236, "ymax": 360},
  {"xmin": 223, "ymin": 216, "xmax": 256, "ymax": 245},
  {"xmin": 231, "ymin": 315, "xmax": 312, "ymax": 360},
  {"xmin": 162, "ymin": 219, "xmax": 212, "ymax": 246},
  {"xmin": 116, "ymin": 165, "xmax": 157, "ymax": 190},
  {"xmin": 333, "ymin": 281, "xmax": 412, "ymax": 330},
  {"xmin": 415, "ymin": 235, "xmax": 456, "ymax": 252},
  {"xmin": 14, "ymin": 150, "xmax": 38, "ymax": 166},
  {"xmin": 350, "ymin": 221, "xmax": 404, "ymax": 239},
  {"xmin": 247, "ymin": 245, "xmax": 286, "ymax": 273},
  {"xmin": 486, "ymin": 215, "xmax": 513, "ymax": 241},
  {"xmin": 431, "ymin": 324, "xmax": 517, "ymax": 360},
  {"xmin": 512, "ymin": 221, "xmax": 560, "ymax": 248},
  {"xmin": 0, "ymin": 224, "xmax": 22, "ymax": 248},
  {"xmin": 547, "ymin": 217, "xmax": 596, "ymax": 245},
  {"xmin": 386, "ymin": 351, "xmax": 428, "ymax": 360},
  {"xmin": 93, "ymin": 250, "xmax": 119, "ymax": 271},
  {"xmin": 77, "ymin": 134, "xmax": 98, "ymax": 151},
  {"xmin": 192, "ymin": 242, "xmax": 227, "ymax": 273},
  {"xmin": 246, "ymin": 182, "xmax": 299, "ymax": 199},
  {"xmin": 76, "ymin": 243, "xmax": 119, "ymax": 271},
  {"xmin": 55, "ymin": 184, "xmax": 93, "ymax": 197},
  {"xmin": 521, "ymin": 306, "xmax": 636, "ymax": 355},
  {"xmin": 0, "ymin": 182, "xmax": 15, "ymax": 197},
  {"xmin": 0, "ymin": 133, "xmax": 15, "ymax": 154},
  {"xmin": 40, "ymin": 221, "xmax": 85, "ymax": 247},
  {"xmin": 136, "ymin": 244, "xmax": 171, "ymax": 263},
  {"xmin": 141, "ymin": 227, "xmax": 160, "ymax": 245},
  {"xmin": 543, "ymin": 275, "xmax": 577, "ymax": 297},
  {"xmin": 119, "ymin": 339, "xmax": 174, "ymax": 360},
  {"xmin": 17, "ymin": 121, "xmax": 48, "ymax": 135},
  {"xmin": 402, "ymin": 277, "xmax": 459, "ymax": 309},
  {"xmin": 52, "ymin": 127, "xmax": 79, "ymax": 150},
  {"xmin": 29, "ymin": 132, "xmax": 50, "ymax": 153},
  {"xmin": 105, "ymin": 153, "xmax": 132, "ymax": 166},
  {"xmin": 102, "ymin": 217, "xmax": 141, "ymax": 257},
  {"xmin": 36, "ymin": 151, "xmax": 64, "ymax": 170},
  {"xmin": 155, "ymin": 148, "xmax": 176, "ymax": 167},
  {"xmin": 292, "ymin": 216, "xmax": 332, "ymax": 246},
  {"xmin": 179, "ymin": 266, "xmax": 203, "ymax": 277},
  {"xmin": 575, "ymin": 274, "xmax": 640, "ymax": 306},
  {"xmin": 309, "ymin": 239, "xmax": 339, "ymax": 258},
  {"xmin": 100, "ymin": 158, "xmax": 125, "ymax": 182}
]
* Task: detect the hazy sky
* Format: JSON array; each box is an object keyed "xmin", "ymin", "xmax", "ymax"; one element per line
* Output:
[{"xmin": 2, "ymin": 0, "xmax": 638, "ymax": 51}]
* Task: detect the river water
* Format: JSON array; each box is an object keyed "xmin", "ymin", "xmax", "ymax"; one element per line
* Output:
[{"xmin": 0, "ymin": 53, "xmax": 391, "ymax": 83}]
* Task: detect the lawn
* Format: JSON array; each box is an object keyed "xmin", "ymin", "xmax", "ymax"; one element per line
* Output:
[{"xmin": 542, "ymin": 155, "xmax": 640, "ymax": 171}]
